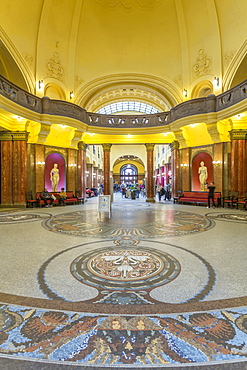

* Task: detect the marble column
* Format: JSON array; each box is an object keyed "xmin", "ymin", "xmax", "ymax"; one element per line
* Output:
[
  {"xmin": 86, "ymin": 163, "xmax": 93, "ymax": 189},
  {"xmin": 77, "ymin": 141, "xmax": 87, "ymax": 199},
  {"xmin": 67, "ymin": 148, "xmax": 77, "ymax": 193},
  {"xmin": 93, "ymin": 166, "xmax": 98, "ymax": 187},
  {"xmin": 230, "ymin": 130, "xmax": 247, "ymax": 197},
  {"xmin": 0, "ymin": 131, "xmax": 28, "ymax": 206},
  {"xmin": 180, "ymin": 147, "xmax": 190, "ymax": 191},
  {"xmin": 145, "ymin": 143, "xmax": 155, "ymax": 202},
  {"xmin": 170, "ymin": 141, "xmax": 181, "ymax": 198},
  {"xmin": 102, "ymin": 144, "xmax": 112, "ymax": 195}
]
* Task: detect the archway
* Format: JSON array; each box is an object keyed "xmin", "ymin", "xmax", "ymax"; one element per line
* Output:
[
  {"xmin": 192, "ymin": 152, "xmax": 213, "ymax": 191},
  {"xmin": 45, "ymin": 153, "xmax": 66, "ymax": 192}
]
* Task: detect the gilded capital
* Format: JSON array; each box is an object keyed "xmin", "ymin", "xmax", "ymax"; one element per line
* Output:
[
  {"xmin": 230, "ymin": 129, "xmax": 247, "ymax": 140},
  {"xmin": 145, "ymin": 143, "xmax": 155, "ymax": 151},
  {"xmin": 102, "ymin": 144, "xmax": 112, "ymax": 152},
  {"xmin": 169, "ymin": 140, "xmax": 179, "ymax": 151},
  {"xmin": 78, "ymin": 141, "xmax": 88, "ymax": 151},
  {"xmin": 0, "ymin": 131, "xmax": 28, "ymax": 141}
]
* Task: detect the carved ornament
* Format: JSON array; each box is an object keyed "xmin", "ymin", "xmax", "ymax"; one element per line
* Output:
[
  {"xmin": 37, "ymin": 124, "xmax": 51, "ymax": 144},
  {"xmin": 145, "ymin": 143, "xmax": 155, "ymax": 151},
  {"xmin": 0, "ymin": 131, "xmax": 28, "ymax": 141},
  {"xmin": 206, "ymin": 123, "xmax": 221, "ymax": 143},
  {"xmin": 191, "ymin": 146, "xmax": 213, "ymax": 158},
  {"xmin": 173, "ymin": 130, "xmax": 187, "ymax": 149},
  {"xmin": 193, "ymin": 49, "xmax": 211, "ymax": 78},
  {"xmin": 78, "ymin": 141, "xmax": 88, "ymax": 151},
  {"xmin": 230, "ymin": 130, "xmax": 247, "ymax": 140},
  {"xmin": 102, "ymin": 144, "xmax": 112, "ymax": 151},
  {"xmin": 93, "ymin": 0, "xmax": 163, "ymax": 11},
  {"xmin": 46, "ymin": 52, "xmax": 64, "ymax": 82},
  {"xmin": 169, "ymin": 140, "xmax": 179, "ymax": 151}
]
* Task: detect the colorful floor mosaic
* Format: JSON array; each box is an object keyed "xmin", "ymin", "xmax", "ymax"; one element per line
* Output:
[
  {"xmin": 0, "ymin": 199, "xmax": 247, "ymax": 368},
  {"xmin": 42, "ymin": 209, "xmax": 214, "ymax": 238},
  {"xmin": 1, "ymin": 304, "xmax": 247, "ymax": 366}
]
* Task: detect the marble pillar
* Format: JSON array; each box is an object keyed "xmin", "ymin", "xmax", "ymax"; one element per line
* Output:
[
  {"xmin": 230, "ymin": 130, "xmax": 247, "ymax": 197},
  {"xmin": 145, "ymin": 143, "xmax": 155, "ymax": 202},
  {"xmin": 170, "ymin": 141, "xmax": 180, "ymax": 198},
  {"xmin": 102, "ymin": 144, "xmax": 112, "ymax": 195},
  {"xmin": 0, "ymin": 132, "xmax": 28, "ymax": 206},
  {"xmin": 77, "ymin": 141, "xmax": 87, "ymax": 199}
]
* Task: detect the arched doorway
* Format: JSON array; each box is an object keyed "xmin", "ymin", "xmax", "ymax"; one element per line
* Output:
[
  {"xmin": 45, "ymin": 153, "xmax": 66, "ymax": 192},
  {"xmin": 120, "ymin": 164, "xmax": 138, "ymax": 185}
]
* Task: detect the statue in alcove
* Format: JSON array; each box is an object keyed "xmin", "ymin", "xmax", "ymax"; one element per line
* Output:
[
  {"xmin": 198, "ymin": 161, "xmax": 208, "ymax": 191},
  {"xmin": 50, "ymin": 163, "xmax": 60, "ymax": 192}
]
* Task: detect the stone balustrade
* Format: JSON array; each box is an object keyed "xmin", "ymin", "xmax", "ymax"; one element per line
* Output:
[{"xmin": 1, "ymin": 75, "xmax": 247, "ymax": 128}]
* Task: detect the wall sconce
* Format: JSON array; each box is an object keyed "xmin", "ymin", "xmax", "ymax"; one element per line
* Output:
[
  {"xmin": 37, "ymin": 161, "xmax": 45, "ymax": 167},
  {"xmin": 68, "ymin": 163, "xmax": 76, "ymax": 167},
  {"xmin": 38, "ymin": 80, "xmax": 44, "ymax": 89},
  {"xmin": 183, "ymin": 89, "xmax": 187, "ymax": 97},
  {"xmin": 70, "ymin": 91, "xmax": 74, "ymax": 99},
  {"xmin": 180, "ymin": 163, "xmax": 189, "ymax": 167},
  {"xmin": 212, "ymin": 160, "xmax": 221, "ymax": 167},
  {"xmin": 213, "ymin": 77, "xmax": 219, "ymax": 86}
]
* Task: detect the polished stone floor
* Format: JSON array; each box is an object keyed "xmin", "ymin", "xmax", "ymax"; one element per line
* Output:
[{"xmin": 0, "ymin": 193, "xmax": 247, "ymax": 369}]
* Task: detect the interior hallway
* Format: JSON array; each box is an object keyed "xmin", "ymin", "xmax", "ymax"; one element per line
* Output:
[{"xmin": 0, "ymin": 194, "xmax": 247, "ymax": 369}]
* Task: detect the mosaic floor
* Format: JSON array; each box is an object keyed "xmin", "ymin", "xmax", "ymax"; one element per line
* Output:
[{"xmin": 0, "ymin": 193, "xmax": 247, "ymax": 369}]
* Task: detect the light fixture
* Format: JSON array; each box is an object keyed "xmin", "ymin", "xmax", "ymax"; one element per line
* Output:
[
  {"xmin": 212, "ymin": 160, "xmax": 221, "ymax": 167},
  {"xmin": 38, "ymin": 80, "xmax": 44, "ymax": 89},
  {"xmin": 37, "ymin": 161, "xmax": 45, "ymax": 167},
  {"xmin": 213, "ymin": 77, "xmax": 219, "ymax": 86},
  {"xmin": 70, "ymin": 91, "xmax": 74, "ymax": 99},
  {"xmin": 183, "ymin": 89, "xmax": 187, "ymax": 97}
]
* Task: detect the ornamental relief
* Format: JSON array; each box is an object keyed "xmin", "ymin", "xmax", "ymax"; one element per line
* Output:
[
  {"xmin": 191, "ymin": 146, "xmax": 213, "ymax": 159},
  {"xmin": 46, "ymin": 51, "xmax": 65, "ymax": 82},
  {"xmin": 23, "ymin": 53, "xmax": 33, "ymax": 69},
  {"xmin": 193, "ymin": 49, "xmax": 211, "ymax": 79},
  {"xmin": 224, "ymin": 50, "xmax": 236, "ymax": 69},
  {"xmin": 93, "ymin": 0, "xmax": 163, "ymax": 11}
]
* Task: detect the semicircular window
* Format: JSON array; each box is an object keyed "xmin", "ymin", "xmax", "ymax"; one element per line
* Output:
[
  {"xmin": 120, "ymin": 164, "xmax": 138, "ymax": 184},
  {"xmin": 97, "ymin": 101, "xmax": 159, "ymax": 115}
]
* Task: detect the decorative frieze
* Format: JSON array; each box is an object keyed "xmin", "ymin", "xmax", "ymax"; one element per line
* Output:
[
  {"xmin": 230, "ymin": 130, "xmax": 247, "ymax": 140},
  {"xmin": 0, "ymin": 131, "xmax": 28, "ymax": 141}
]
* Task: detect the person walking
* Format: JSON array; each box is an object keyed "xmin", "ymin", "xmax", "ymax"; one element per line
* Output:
[{"xmin": 207, "ymin": 182, "xmax": 216, "ymax": 208}]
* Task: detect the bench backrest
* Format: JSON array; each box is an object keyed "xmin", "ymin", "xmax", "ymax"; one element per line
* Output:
[{"xmin": 183, "ymin": 191, "xmax": 221, "ymax": 199}]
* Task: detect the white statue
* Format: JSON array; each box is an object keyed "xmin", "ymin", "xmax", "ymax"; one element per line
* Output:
[
  {"xmin": 198, "ymin": 161, "xmax": 208, "ymax": 191},
  {"xmin": 50, "ymin": 163, "xmax": 60, "ymax": 192}
]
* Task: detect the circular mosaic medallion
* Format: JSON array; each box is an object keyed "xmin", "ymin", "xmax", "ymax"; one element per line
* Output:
[
  {"xmin": 207, "ymin": 212, "xmax": 247, "ymax": 223},
  {"xmin": 70, "ymin": 246, "xmax": 180, "ymax": 290},
  {"xmin": 42, "ymin": 209, "xmax": 214, "ymax": 238},
  {"xmin": 0, "ymin": 213, "xmax": 49, "ymax": 223}
]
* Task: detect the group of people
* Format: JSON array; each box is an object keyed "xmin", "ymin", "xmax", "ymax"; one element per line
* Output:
[
  {"xmin": 156, "ymin": 183, "xmax": 172, "ymax": 201},
  {"xmin": 41, "ymin": 188, "xmax": 67, "ymax": 207},
  {"xmin": 120, "ymin": 183, "xmax": 143, "ymax": 199}
]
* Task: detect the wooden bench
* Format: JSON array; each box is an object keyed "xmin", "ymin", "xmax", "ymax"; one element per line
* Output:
[
  {"xmin": 177, "ymin": 191, "xmax": 221, "ymax": 206},
  {"xmin": 36, "ymin": 191, "xmax": 79, "ymax": 207}
]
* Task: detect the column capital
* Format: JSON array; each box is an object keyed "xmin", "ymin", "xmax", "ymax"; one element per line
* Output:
[
  {"xmin": 102, "ymin": 144, "xmax": 112, "ymax": 152},
  {"xmin": 87, "ymin": 163, "xmax": 93, "ymax": 168},
  {"xmin": 230, "ymin": 129, "xmax": 247, "ymax": 140},
  {"xmin": 78, "ymin": 141, "xmax": 88, "ymax": 151},
  {"xmin": 173, "ymin": 130, "xmax": 187, "ymax": 148},
  {"xmin": 169, "ymin": 140, "xmax": 179, "ymax": 151},
  {"xmin": 145, "ymin": 143, "xmax": 155, "ymax": 151},
  {"xmin": 0, "ymin": 131, "xmax": 28, "ymax": 141},
  {"xmin": 206, "ymin": 123, "xmax": 221, "ymax": 143}
]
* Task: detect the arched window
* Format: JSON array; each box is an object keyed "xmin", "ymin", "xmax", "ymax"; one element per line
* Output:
[
  {"xmin": 97, "ymin": 101, "xmax": 159, "ymax": 115},
  {"xmin": 120, "ymin": 164, "xmax": 138, "ymax": 184}
]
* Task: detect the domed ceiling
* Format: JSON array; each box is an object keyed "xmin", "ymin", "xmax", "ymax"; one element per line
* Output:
[{"xmin": 1, "ymin": 0, "xmax": 247, "ymax": 111}]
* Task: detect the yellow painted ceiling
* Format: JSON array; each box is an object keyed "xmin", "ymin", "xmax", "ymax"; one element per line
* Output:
[{"xmin": 1, "ymin": 0, "xmax": 247, "ymax": 147}]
